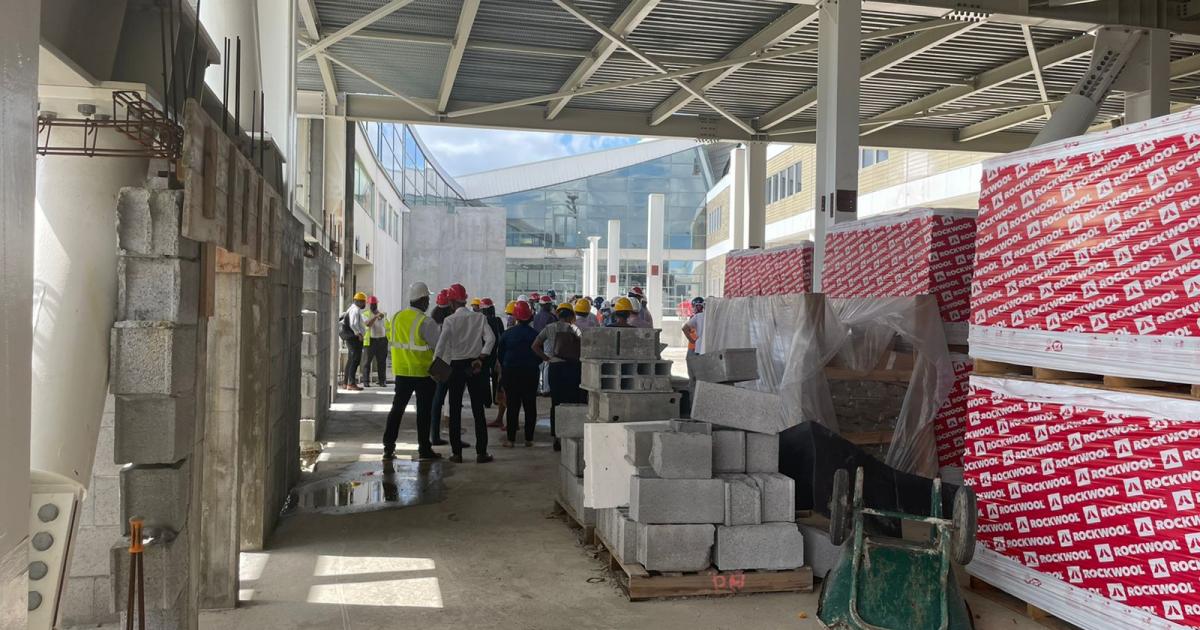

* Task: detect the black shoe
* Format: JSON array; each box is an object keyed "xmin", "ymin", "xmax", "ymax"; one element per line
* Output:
[
  {"xmin": 430, "ymin": 438, "xmax": 448, "ymax": 446},
  {"xmin": 476, "ymin": 454, "xmax": 494, "ymax": 464},
  {"xmin": 418, "ymin": 451, "xmax": 443, "ymax": 461},
  {"xmin": 382, "ymin": 451, "xmax": 397, "ymax": 461},
  {"xmin": 460, "ymin": 441, "xmax": 471, "ymax": 449},
  {"xmin": 553, "ymin": 439, "xmax": 561, "ymax": 452},
  {"xmin": 448, "ymin": 454, "xmax": 464, "ymax": 463}
]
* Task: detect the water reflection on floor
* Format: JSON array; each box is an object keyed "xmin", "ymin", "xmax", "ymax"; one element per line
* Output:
[{"xmin": 284, "ymin": 460, "xmax": 450, "ymax": 515}]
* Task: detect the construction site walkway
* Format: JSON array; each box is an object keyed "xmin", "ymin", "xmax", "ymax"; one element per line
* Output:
[{"xmin": 198, "ymin": 388, "xmax": 1050, "ymax": 630}]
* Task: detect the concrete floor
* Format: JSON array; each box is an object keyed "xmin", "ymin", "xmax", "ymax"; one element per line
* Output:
[{"xmin": 197, "ymin": 387, "xmax": 1051, "ymax": 630}]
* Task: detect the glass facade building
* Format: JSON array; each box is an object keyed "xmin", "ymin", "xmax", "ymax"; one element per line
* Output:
[{"xmin": 360, "ymin": 121, "xmax": 465, "ymax": 210}]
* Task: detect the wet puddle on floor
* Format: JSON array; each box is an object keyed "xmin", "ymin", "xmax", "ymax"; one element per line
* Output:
[{"xmin": 284, "ymin": 460, "xmax": 451, "ymax": 515}]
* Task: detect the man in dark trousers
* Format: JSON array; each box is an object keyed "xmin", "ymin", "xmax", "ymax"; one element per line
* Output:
[
  {"xmin": 433, "ymin": 283, "xmax": 496, "ymax": 463},
  {"xmin": 497, "ymin": 301, "xmax": 541, "ymax": 447},
  {"xmin": 341, "ymin": 292, "xmax": 368, "ymax": 390},
  {"xmin": 382, "ymin": 282, "xmax": 442, "ymax": 461}
]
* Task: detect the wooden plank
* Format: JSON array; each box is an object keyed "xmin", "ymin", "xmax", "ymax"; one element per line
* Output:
[
  {"xmin": 1032, "ymin": 366, "xmax": 1098, "ymax": 382},
  {"xmin": 971, "ymin": 358, "xmax": 1030, "ymax": 376},
  {"xmin": 627, "ymin": 566, "xmax": 813, "ymax": 600},
  {"xmin": 198, "ymin": 242, "xmax": 217, "ymax": 318}
]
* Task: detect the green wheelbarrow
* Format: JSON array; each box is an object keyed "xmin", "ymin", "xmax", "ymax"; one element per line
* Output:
[{"xmin": 817, "ymin": 467, "xmax": 977, "ymax": 630}]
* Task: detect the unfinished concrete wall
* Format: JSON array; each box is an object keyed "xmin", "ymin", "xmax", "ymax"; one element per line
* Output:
[
  {"xmin": 301, "ymin": 246, "xmax": 337, "ymax": 445},
  {"xmin": 264, "ymin": 218, "xmax": 305, "ymax": 535},
  {"xmin": 403, "ymin": 205, "xmax": 505, "ymax": 297}
]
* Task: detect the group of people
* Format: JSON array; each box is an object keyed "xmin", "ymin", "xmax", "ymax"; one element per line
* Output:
[{"xmin": 341, "ymin": 283, "xmax": 671, "ymax": 464}]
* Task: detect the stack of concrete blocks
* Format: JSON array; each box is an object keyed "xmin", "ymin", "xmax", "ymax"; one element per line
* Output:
[
  {"xmin": 110, "ymin": 187, "xmax": 204, "ymax": 628},
  {"xmin": 300, "ymin": 246, "xmax": 336, "ymax": 448}
]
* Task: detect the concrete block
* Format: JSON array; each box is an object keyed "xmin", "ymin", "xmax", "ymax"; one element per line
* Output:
[
  {"xmin": 581, "ymin": 327, "xmax": 661, "ymax": 360},
  {"xmin": 120, "ymin": 461, "xmax": 190, "ymax": 535},
  {"xmin": 110, "ymin": 322, "xmax": 197, "ymax": 396},
  {"xmin": 581, "ymin": 359, "xmax": 673, "ymax": 392},
  {"xmin": 555, "ymin": 403, "xmax": 588, "ymax": 439},
  {"xmin": 721, "ymin": 475, "xmax": 762, "ymax": 526},
  {"xmin": 561, "ymin": 437, "xmax": 584, "ymax": 477},
  {"xmin": 636, "ymin": 524, "xmax": 714, "ymax": 572},
  {"xmin": 628, "ymin": 477, "xmax": 724, "ymax": 524},
  {"xmin": 589, "ymin": 391, "xmax": 679, "ymax": 423},
  {"xmin": 300, "ymin": 418, "xmax": 317, "ymax": 443},
  {"xmin": 559, "ymin": 464, "xmax": 594, "ymax": 525},
  {"xmin": 301, "ymin": 311, "xmax": 319, "ymax": 333},
  {"xmin": 692, "ymin": 381, "xmax": 790, "ymax": 434},
  {"xmin": 712, "ymin": 429, "xmax": 746, "ymax": 474},
  {"xmin": 798, "ymin": 522, "xmax": 841, "ymax": 578},
  {"xmin": 585, "ymin": 421, "xmax": 671, "ymax": 509},
  {"xmin": 68, "ymin": 525, "xmax": 121, "ymax": 577},
  {"xmin": 614, "ymin": 509, "xmax": 638, "ymax": 564},
  {"xmin": 117, "ymin": 256, "xmax": 199, "ymax": 324},
  {"xmin": 302, "ymin": 291, "xmax": 323, "ymax": 312},
  {"xmin": 90, "ymin": 477, "xmax": 122, "ymax": 527},
  {"xmin": 670, "ymin": 419, "xmax": 711, "ymax": 434},
  {"xmin": 650, "ymin": 432, "xmax": 712, "ymax": 479},
  {"xmin": 117, "ymin": 188, "xmax": 198, "ymax": 259},
  {"xmin": 112, "ymin": 536, "xmax": 190, "ymax": 625},
  {"xmin": 748, "ymin": 473, "xmax": 796, "ymax": 523},
  {"xmin": 714, "ymin": 523, "xmax": 805, "ymax": 571},
  {"xmin": 687, "ymin": 348, "xmax": 758, "ymax": 383},
  {"xmin": 114, "ymin": 395, "xmax": 195, "ymax": 465},
  {"xmin": 745, "ymin": 432, "xmax": 780, "ymax": 473},
  {"xmin": 624, "ymin": 423, "xmax": 674, "ymax": 468}
]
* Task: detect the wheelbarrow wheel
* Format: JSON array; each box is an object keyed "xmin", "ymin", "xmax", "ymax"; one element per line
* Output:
[
  {"xmin": 952, "ymin": 485, "xmax": 978, "ymax": 565},
  {"xmin": 828, "ymin": 469, "xmax": 852, "ymax": 546}
]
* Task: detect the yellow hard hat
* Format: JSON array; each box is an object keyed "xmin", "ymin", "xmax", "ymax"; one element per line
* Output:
[
  {"xmin": 505, "ymin": 301, "xmax": 517, "ymax": 315},
  {"xmin": 470, "ymin": 298, "xmax": 482, "ymax": 307},
  {"xmin": 556, "ymin": 302, "xmax": 574, "ymax": 312},
  {"xmin": 353, "ymin": 292, "xmax": 368, "ymax": 301},
  {"xmin": 574, "ymin": 298, "xmax": 592, "ymax": 313},
  {"xmin": 613, "ymin": 297, "xmax": 634, "ymax": 312}
]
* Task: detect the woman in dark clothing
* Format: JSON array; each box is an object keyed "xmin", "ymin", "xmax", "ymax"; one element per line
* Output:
[{"xmin": 497, "ymin": 301, "xmax": 541, "ymax": 447}]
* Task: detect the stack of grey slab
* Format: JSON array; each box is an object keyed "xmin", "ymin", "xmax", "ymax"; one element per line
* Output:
[
  {"xmin": 558, "ymin": 405, "xmax": 592, "ymax": 526},
  {"xmin": 597, "ymin": 348, "xmax": 806, "ymax": 573}
]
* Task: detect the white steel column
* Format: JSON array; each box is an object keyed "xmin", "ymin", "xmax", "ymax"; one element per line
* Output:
[
  {"xmin": 606, "ymin": 220, "xmax": 621, "ymax": 298},
  {"xmin": 0, "ymin": 0, "xmax": 38, "ymax": 623},
  {"xmin": 646, "ymin": 194, "xmax": 666, "ymax": 325},
  {"xmin": 587, "ymin": 236, "xmax": 601, "ymax": 297},
  {"xmin": 812, "ymin": 0, "xmax": 861, "ymax": 293},
  {"xmin": 746, "ymin": 142, "xmax": 767, "ymax": 250},
  {"xmin": 727, "ymin": 146, "xmax": 748, "ymax": 250},
  {"xmin": 581, "ymin": 248, "xmax": 591, "ymax": 296},
  {"xmin": 1124, "ymin": 29, "xmax": 1170, "ymax": 123}
]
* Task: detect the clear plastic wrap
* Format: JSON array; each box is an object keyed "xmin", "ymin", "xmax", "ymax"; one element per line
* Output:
[{"xmin": 704, "ymin": 294, "xmax": 955, "ymax": 476}]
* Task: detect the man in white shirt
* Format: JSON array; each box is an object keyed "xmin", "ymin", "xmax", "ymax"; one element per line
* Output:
[
  {"xmin": 341, "ymin": 292, "xmax": 368, "ymax": 390},
  {"xmin": 683, "ymin": 297, "xmax": 706, "ymax": 410},
  {"xmin": 434, "ymin": 283, "xmax": 496, "ymax": 463},
  {"xmin": 361, "ymin": 296, "xmax": 389, "ymax": 387}
]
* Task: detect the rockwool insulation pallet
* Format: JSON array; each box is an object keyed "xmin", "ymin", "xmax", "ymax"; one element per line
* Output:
[
  {"xmin": 723, "ymin": 243, "xmax": 812, "ymax": 297},
  {"xmin": 970, "ymin": 108, "xmax": 1200, "ymax": 384},
  {"xmin": 964, "ymin": 375, "xmax": 1200, "ymax": 628},
  {"xmin": 934, "ymin": 355, "xmax": 973, "ymax": 469},
  {"xmin": 823, "ymin": 208, "xmax": 976, "ymax": 333}
]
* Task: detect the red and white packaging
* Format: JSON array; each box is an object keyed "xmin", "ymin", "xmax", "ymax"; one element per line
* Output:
[
  {"xmin": 965, "ymin": 375, "xmax": 1200, "ymax": 629},
  {"xmin": 723, "ymin": 243, "xmax": 812, "ymax": 297},
  {"xmin": 970, "ymin": 108, "xmax": 1200, "ymax": 383},
  {"xmin": 934, "ymin": 356, "xmax": 973, "ymax": 468},
  {"xmin": 823, "ymin": 208, "xmax": 975, "ymax": 344}
]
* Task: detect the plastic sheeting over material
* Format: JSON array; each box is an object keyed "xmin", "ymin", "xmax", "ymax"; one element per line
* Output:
[{"xmin": 703, "ymin": 294, "xmax": 954, "ymax": 477}]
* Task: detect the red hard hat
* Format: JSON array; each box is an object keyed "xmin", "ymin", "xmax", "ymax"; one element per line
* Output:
[
  {"xmin": 540, "ymin": 295, "xmax": 553, "ymax": 303},
  {"xmin": 368, "ymin": 295, "xmax": 379, "ymax": 305},
  {"xmin": 448, "ymin": 283, "xmax": 468, "ymax": 302},
  {"xmin": 481, "ymin": 298, "xmax": 495, "ymax": 307},
  {"xmin": 630, "ymin": 286, "xmax": 644, "ymax": 297},
  {"xmin": 435, "ymin": 290, "xmax": 450, "ymax": 307},
  {"xmin": 512, "ymin": 301, "xmax": 533, "ymax": 321},
  {"xmin": 529, "ymin": 292, "xmax": 540, "ymax": 300}
]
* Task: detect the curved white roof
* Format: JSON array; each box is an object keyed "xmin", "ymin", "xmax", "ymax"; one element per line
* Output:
[{"xmin": 456, "ymin": 138, "xmax": 704, "ymax": 200}]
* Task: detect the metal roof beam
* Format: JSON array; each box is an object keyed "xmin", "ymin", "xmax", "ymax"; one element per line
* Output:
[
  {"xmin": 545, "ymin": 0, "xmax": 661, "ymax": 120},
  {"xmin": 324, "ymin": 52, "xmax": 436, "ymax": 117},
  {"xmin": 298, "ymin": 0, "xmax": 418, "ymax": 62},
  {"xmin": 299, "ymin": 0, "xmax": 338, "ymax": 109},
  {"xmin": 861, "ymin": 33, "xmax": 1094, "ymax": 136},
  {"xmin": 1021, "ymin": 25, "xmax": 1054, "ymax": 118},
  {"xmin": 957, "ymin": 103, "xmax": 1051, "ymax": 141},
  {"xmin": 550, "ymin": 0, "xmax": 755, "ymax": 134},
  {"xmin": 437, "ymin": 0, "xmax": 482, "ymax": 113},
  {"xmin": 648, "ymin": 4, "xmax": 819, "ymax": 126},
  {"xmin": 758, "ymin": 19, "xmax": 977, "ymax": 130}
]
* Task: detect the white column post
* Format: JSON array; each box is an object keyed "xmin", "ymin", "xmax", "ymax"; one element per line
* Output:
[
  {"xmin": 812, "ymin": 0, "xmax": 861, "ymax": 293},
  {"xmin": 581, "ymin": 248, "xmax": 590, "ymax": 296},
  {"xmin": 606, "ymin": 220, "xmax": 621, "ymax": 298},
  {"xmin": 646, "ymin": 193, "xmax": 666, "ymax": 326},
  {"xmin": 746, "ymin": 142, "xmax": 767, "ymax": 249},
  {"xmin": 1124, "ymin": 29, "xmax": 1170, "ymax": 123},
  {"xmin": 727, "ymin": 145, "xmax": 748, "ymax": 250},
  {"xmin": 587, "ymin": 235, "xmax": 601, "ymax": 297},
  {"xmin": 0, "ymin": 0, "xmax": 38, "ymax": 623}
]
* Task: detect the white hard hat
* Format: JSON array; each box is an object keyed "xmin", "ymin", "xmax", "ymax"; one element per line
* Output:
[
  {"xmin": 408, "ymin": 282, "xmax": 431, "ymax": 301},
  {"xmin": 517, "ymin": 294, "xmax": 529, "ymax": 302},
  {"xmin": 630, "ymin": 297, "xmax": 641, "ymax": 312}
]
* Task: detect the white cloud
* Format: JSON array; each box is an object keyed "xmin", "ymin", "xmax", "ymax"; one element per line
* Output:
[{"xmin": 412, "ymin": 126, "xmax": 640, "ymax": 177}]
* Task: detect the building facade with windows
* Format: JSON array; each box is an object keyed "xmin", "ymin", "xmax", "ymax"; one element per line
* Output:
[
  {"xmin": 703, "ymin": 144, "xmax": 994, "ymax": 297},
  {"xmin": 456, "ymin": 139, "xmax": 722, "ymax": 317}
]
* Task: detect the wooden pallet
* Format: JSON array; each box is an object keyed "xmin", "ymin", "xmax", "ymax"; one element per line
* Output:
[
  {"xmin": 592, "ymin": 531, "xmax": 813, "ymax": 601},
  {"xmin": 973, "ymin": 357, "xmax": 1200, "ymax": 400},
  {"xmin": 552, "ymin": 498, "xmax": 595, "ymax": 543},
  {"xmin": 968, "ymin": 576, "xmax": 1079, "ymax": 630}
]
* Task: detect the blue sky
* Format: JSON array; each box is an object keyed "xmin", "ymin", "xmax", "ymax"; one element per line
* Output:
[{"xmin": 413, "ymin": 126, "xmax": 641, "ymax": 177}]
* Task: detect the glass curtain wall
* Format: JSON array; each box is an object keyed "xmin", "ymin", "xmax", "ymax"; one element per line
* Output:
[
  {"xmin": 505, "ymin": 259, "xmax": 703, "ymax": 316},
  {"xmin": 360, "ymin": 122, "xmax": 465, "ymax": 210}
]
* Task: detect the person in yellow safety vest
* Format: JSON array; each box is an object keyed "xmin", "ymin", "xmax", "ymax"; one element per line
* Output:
[
  {"xmin": 361, "ymin": 296, "xmax": 389, "ymax": 387},
  {"xmin": 382, "ymin": 282, "xmax": 443, "ymax": 461}
]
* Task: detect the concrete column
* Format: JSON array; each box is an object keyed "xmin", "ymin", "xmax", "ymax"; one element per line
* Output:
[
  {"xmin": 581, "ymin": 248, "xmax": 591, "ymax": 296},
  {"xmin": 745, "ymin": 143, "xmax": 767, "ymax": 250},
  {"xmin": 727, "ymin": 146, "xmax": 747, "ymax": 249},
  {"xmin": 646, "ymin": 194, "xmax": 665, "ymax": 325},
  {"xmin": 238, "ymin": 267, "xmax": 271, "ymax": 552},
  {"xmin": 606, "ymin": 220, "xmax": 621, "ymax": 298},
  {"xmin": 0, "ymin": 0, "xmax": 38, "ymax": 623},
  {"xmin": 1124, "ymin": 29, "xmax": 1170, "ymax": 123},
  {"xmin": 587, "ymin": 236, "xmax": 601, "ymax": 297},
  {"xmin": 812, "ymin": 0, "xmax": 861, "ymax": 292}
]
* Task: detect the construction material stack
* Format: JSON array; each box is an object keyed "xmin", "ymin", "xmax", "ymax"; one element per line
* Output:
[
  {"xmin": 966, "ymin": 108, "xmax": 1200, "ymax": 628},
  {"xmin": 723, "ymin": 243, "xmax": 813, "ymax": 296}
]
